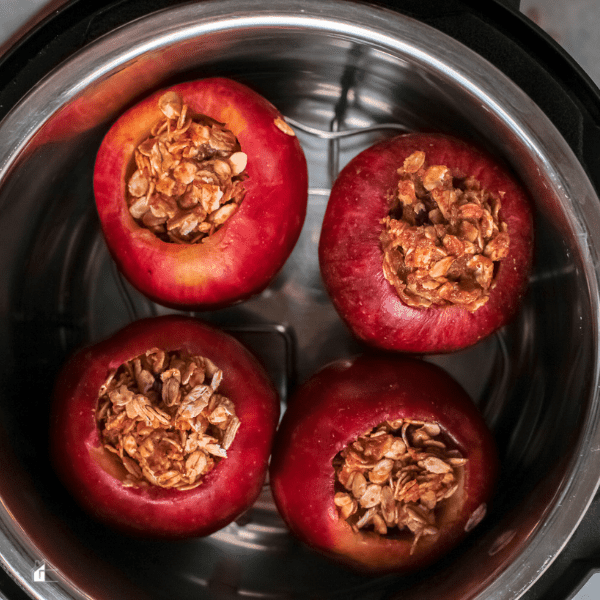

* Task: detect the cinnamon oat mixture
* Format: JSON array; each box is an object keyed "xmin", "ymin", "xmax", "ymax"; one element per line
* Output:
[
  {"xmin": 380, "ymin": 150, "xmax": 510, "ymax": 311},
  {"xmin": 333, "ymin": 419, "xmax": 467, "ymax": 553},
  {"xmin": 96, "ymin": 348, "xmax": 240, "ymax": 490},
  {"xmin": 127, "ymin": 92, "xmax": 248, "ymax": 244}
]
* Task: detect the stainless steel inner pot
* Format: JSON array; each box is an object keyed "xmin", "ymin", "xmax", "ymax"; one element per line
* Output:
[{"xmin": 1, "ymin": 1, "xmax": 600, "ymax": 599}]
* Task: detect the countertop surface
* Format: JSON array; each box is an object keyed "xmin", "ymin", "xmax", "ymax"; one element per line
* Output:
[{"xmin": 0, "ymin": 1, "xmax": 599, "ymax": 599}]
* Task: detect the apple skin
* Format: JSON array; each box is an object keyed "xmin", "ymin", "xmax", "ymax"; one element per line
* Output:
[
  {"xmin": 269, "ymin": 354, "xmax": 498, "ymax": 575},
  {"xmin": 93, "ymin": 77, "xmax": 308, "ymax": 310},
  {"xmin": 319, "ymin": 133, "xmax": 534, "ymax": 354},
  {"xmin": 50, "ymin": 316, "xmax": 280, "ymax": 538}
]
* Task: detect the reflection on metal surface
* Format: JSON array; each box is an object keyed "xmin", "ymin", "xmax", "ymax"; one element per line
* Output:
[
  {"xmin": 285, "ymin": 116, "xmax": 409, "ymax": 139},
  {"xmin": 489, "ymin": 530, "xmax": 517, "ymax": 556}
]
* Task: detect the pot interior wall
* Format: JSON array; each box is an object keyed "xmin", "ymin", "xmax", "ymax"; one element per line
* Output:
[{"xmin": 0, "ymin": 5, "xmax": 598, "ymax": 600}]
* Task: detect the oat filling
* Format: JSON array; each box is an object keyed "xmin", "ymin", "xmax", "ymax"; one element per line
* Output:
[
  {"xmin": 333, "ymin": 419, "xmax": 467, "ymax": 553},
  {"xmin": 380, "ymin": 150, "xmax": 510, "ymax": 311},
  {"xmin": 126, "ymin": 92, "xmax": 248, "ymax": 244},
  {"xmin": 96, "ymin": 348, "xmax": 241, "ymax": 491}
]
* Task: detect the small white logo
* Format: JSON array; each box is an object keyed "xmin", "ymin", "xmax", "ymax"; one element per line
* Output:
[{"xmin": 32, "ymin": 561, "xmax": 58, "ymax": 583}]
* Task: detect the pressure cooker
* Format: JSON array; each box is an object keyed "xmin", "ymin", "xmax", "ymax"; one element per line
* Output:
[{"xmin": 1, "ymin": 0, "xmax": 600, "ymax": 598}]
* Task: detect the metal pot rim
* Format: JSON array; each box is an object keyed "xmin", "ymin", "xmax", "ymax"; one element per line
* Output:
[{"xmin": 1, "ymin": 2, "xmax": 599, "ymax": 599}]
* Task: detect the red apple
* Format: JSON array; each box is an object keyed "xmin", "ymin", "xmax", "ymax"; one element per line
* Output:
[
  {"xmin": 50, "ymin": 316, "xmax": 279, "ymax": 538},
  {"xmin": 270, "ymin": 354, "xmax": 498, "ymax": 574},
  {"xmin": 94, "ymin": 77, "xmax": 308, "ymax": 310},
  {"xmin": 319, "ymin": 133, "xmax": 534, "ymax": 353}
]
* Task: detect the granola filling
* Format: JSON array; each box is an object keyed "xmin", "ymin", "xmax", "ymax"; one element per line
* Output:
[
  {"xmin": 333, "ymin": 419, "xmax": 466, "ymax": 553},
  {"xmin": 126, "ymin": 92, "xmax": 248, "ymax": 244},
  {"xmin": 380, "ymin": 150, "xmax": 510, "ymax": 311},
  {"xmin": 96, "ymin": 348, "xmax": 240, "ymax": 491}
]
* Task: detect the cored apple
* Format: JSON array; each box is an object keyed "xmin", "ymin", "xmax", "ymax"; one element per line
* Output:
[
  {"xmin": 50, "ymin": 315, "xmax": 279, "ymax": 538},
  {"xmin": 94, "ymin": 77, "xmax": 308, "ymax": 310},
  {"xmin": 269, "ymin": 354, "xmax": 498, "ymax": 574},
  {"xmin": 319, "ymin": 133, "xmax": 534, "ymax": 353}
]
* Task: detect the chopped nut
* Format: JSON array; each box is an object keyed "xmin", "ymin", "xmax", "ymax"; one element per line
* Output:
[
  {"xmin": 96, "ymin": 349, "xmax": 240, "ymax": 490},
  {"xmin": 333, "ymin": 419, "xmax": 468, "ymax": 553},
  {"xmin": 126, "ymin": 92, "xmax": 248, "ymax": 244},
  {"xmin": 403, "ymin": 151, "xmax": 425, "ymax": 174},
  {"xmin": 208, "ymin": 203, "xmax": 238, "ymax": 227},
  {"xmin": 158, "ymin": 91, "xmax": 183, "ymax": 120},
  {"xmin": 421, "ymin": 456, "xmax": 453, "ymax": 474},
  {"xmin": 274, "ymin": 117, "xmax": 296, "ymax": 137},
  {"xmin": 229, "ymin": 152, "xmax": 248, "ymax": 176},
  {"xmin": 380, "ymin": 151, "xmax": 510, "ymax": 311}
]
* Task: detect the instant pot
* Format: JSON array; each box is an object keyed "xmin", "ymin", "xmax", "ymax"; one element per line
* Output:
[{"xmin": 1, "ymin": 0, "xmax": 600, "ymax": 598}]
